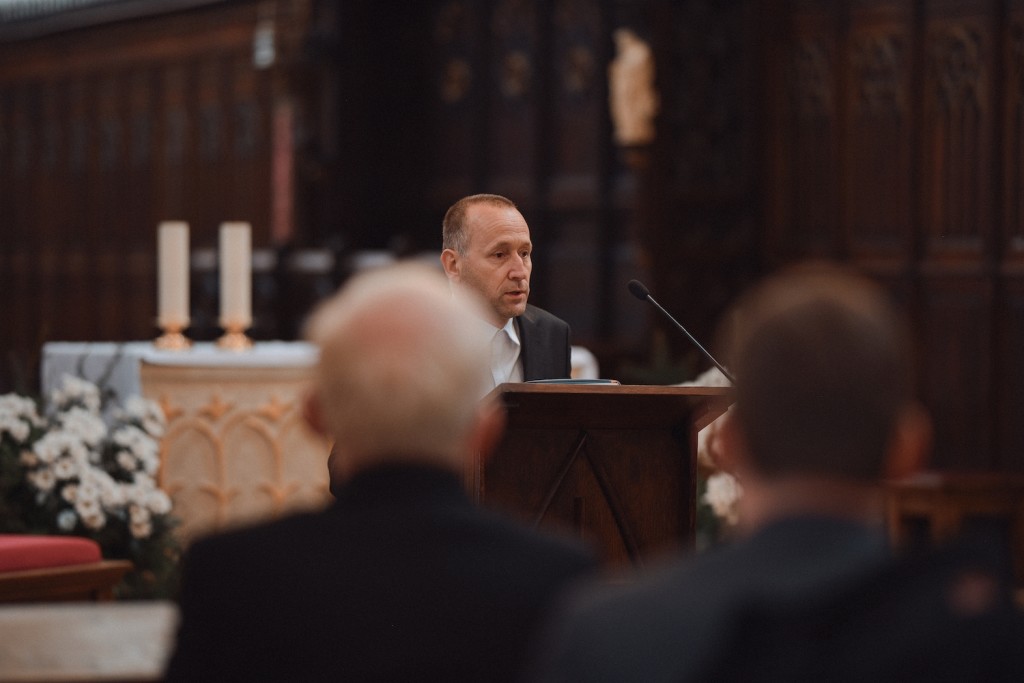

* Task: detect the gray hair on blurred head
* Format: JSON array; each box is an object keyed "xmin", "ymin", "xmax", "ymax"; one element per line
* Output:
[{"xmin": 304, "ymin": 262, "xmax": 492, "ymax": 468}]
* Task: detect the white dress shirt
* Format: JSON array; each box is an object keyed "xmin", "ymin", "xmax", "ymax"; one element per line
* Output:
[{"xmin": 489, "ymin": 318, "xmax": 523, "ymax": 387}]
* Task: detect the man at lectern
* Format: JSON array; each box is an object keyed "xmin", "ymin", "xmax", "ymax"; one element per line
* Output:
[
  {"xmin": 441, "ymin": 193, "xmax": 571, "ymax": 385},
  {"xmin": 165, "ymin": 263, "xmax": 596, "ymax": 683},
  {"xmin": 528, "ymin": 262, "xmax": 1024, "ymax": 682}
]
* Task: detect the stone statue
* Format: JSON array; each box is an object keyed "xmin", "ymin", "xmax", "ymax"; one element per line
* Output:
[{"xmin": 608, "ymin": 28, "xmax": 659, "ymax": 146}]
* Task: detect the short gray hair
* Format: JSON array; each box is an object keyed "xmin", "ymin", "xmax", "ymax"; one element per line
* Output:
[{"xmin": 304, "ymin": 262, "xmax": 491, "ymax": 462}]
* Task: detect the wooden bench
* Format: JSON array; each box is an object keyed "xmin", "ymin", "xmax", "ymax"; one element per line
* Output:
[
  {"xmin": 885, "ymin": 471, "xmax": 1024, "ymax": 590},
  {"xmin": 0, "ymin": 535, "xmax": 132, "ymax": 603},
  {"xmin": 0, "ymin": 560, "xmax": 133, "ymax": 603}
]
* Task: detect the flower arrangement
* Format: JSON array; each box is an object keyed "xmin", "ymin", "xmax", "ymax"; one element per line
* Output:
[
  {"xmin": 0, "ymin": 375, "xmax": 180, "ymax": 599},
  {"xmin": 696, "ymin": 467, "xmax": 743, "ymax": 551},
  {"xmin": 683, "ymin": 367, "xmax": 744, "ymax": 550}
]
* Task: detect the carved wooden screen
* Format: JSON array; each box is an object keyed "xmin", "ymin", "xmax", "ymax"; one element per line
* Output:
[{"xmin": 762, "ymin": 0, "xmax": 1024, "ymax": 472}]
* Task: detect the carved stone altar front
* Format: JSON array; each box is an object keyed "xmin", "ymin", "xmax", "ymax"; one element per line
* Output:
[
  {"xmin": 42, "ymin": 342, "xmax": 333, "ymax": 547},
  {"xmin": 141, "ymin": 362, "xmax": 331, "ymax": 546}
]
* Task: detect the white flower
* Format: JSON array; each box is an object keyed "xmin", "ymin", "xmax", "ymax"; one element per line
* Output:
[
  {"xmin": 58, "ymin": 407, "xmax": 107, "ymax": 447},
  {"xmin": 80, "ymin": 509, "xmax": 106, "ymax": 531},
  {"xmin": 129, "ymin": 504, "xmax": 150, "ymax": 524},
  {"xmin": 101, "ymin": 486, "xmax": 126, "ymax": 509},
  {"xmin": 0, "ymin": 394, "xmax": 43, "ymax": 431},
  {"xmin": 111, "ymin": 427, "xmax": 161, "ymax": 479},
  {"xmin": 139, "ymin": 452, "xmax": 160, "ymax": 476},
  {"xmin": 79, "ymin": 469, "xmax": 123, "ymax": 509},
  {"xmin": 19, "ymin": 450, "xmax": 39, "ymax": 467},
  {"xmin": 146, "ymin": 489, "xmax": 172, "ymax": 515},
  {"xmin": 0, "ymin": 414, "xmax": 30, "ymax": 442},
  {"xmin": 76, "ymin": 495, "xmax": 101, "ymax": 515},
  {"xmin": 28, "ymin": 468, "xmax": 56, "ymax": 493},
  {"xmin": 32, "ymin": 432, "xmax": 64, "ymax": 464},
  {"xmin": 75, "ymin": 496, "xmax": 105, "ymax": 528},
  {"xmin": 132, "ymin": 472, "xmax": 155, "ymax": 491},
  {"xmin": 76, "ymin": 478, "xmax": 100, "ymax": 504},
  {"xmin": 703, "ymin": 471, "xmax": 743, "ymax": 526},
  {"xmin": 119, "ymin": 396, "xmax": 166, "ymax": 438},
  {"xmin": 32, "ymin": 430, "xmax": 90, "ymax": 465},
  {"xmin": 116, "ymin": 451, "xmax": 138, "ymax": 471},
  {"xmin": 53, "ymin": 456, "xmax": 80, "ymax": 481},
  {"xmin": 121, "ymin": 482, "xmax": 148, "ymax": 508},
  {"xmin": 51, "ymin": 375, "xmax": 101, "ymax": 413},
  {"xmin": 130, "ymin": 518, "xmax": 153, "ymax": 539},
  {"xmin": 57, "ymin": 508, "xmax": 78, "ymax": 531},
  {"xmin": 62, "ymin": 483, "xmax": 79, "ymax": 504}
]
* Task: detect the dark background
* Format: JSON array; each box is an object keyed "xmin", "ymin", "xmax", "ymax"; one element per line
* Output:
[{"xmin": 1, "ymin": 0, "xmax": 1022, "ymax": 474}]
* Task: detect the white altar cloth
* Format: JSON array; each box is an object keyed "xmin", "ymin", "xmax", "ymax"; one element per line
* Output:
[{"xmin": 41, "ymin": 341, "xmax": 318, "ymax": 403}]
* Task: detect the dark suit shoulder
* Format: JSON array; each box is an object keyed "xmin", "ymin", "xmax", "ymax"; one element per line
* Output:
[
  {"xmin": 522, "ymin": 303, "xmax": 568, "ymax": 326},
  {"xmin": 518, "ymin": 304, "xmax": 571, "ymax": 380}
]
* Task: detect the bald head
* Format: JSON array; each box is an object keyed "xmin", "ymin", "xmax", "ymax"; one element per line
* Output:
[
  {"xmin": 304, "ymin": 263, "xmax": 495, "ymax": 476},
  {"xmin": 720, "ymin": 262, "xmax": 916, "ymax": 482}
]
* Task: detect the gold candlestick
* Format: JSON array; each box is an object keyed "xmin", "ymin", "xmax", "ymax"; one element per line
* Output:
[
  {"xmin": 155, "ymin": 322, "xmax": 192, "ymax": 350},
  {"xmin": 217, "ymin": 320, "xmax": 253, "ymax": 350}
]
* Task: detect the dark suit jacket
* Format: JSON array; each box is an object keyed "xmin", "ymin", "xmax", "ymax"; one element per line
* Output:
[
  {"xmin": 165, "ymin": 463, "xmax": 597, "ymax": 683},
  {"xmin": 529, "ymin": 516, "xmax": 1024, "ymax": 683},
  {"xmin": 518, "ymin": 304, "xmax": 571, "ymax": 381}
]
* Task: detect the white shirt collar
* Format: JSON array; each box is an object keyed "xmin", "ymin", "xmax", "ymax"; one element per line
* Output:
[
  {"xmin": 485, "ymin": 317, "xmax": 523, "ymax": 387},
  {"xmin": 500, "ymin": 317, "xmax": 521, "ymax": 348}
]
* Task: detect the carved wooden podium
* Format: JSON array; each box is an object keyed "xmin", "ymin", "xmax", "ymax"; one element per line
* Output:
[{"xmin": 469, "ymin": 383, "xmax": 731, "ymax": 569}]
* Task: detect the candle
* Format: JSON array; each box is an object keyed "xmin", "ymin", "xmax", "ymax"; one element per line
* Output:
[
  {"xmin": 157, "ymin": 221, "xmax": 190, "ymax": 329},
  {"xmin": 219, "ymin": 222, "xmax": 252, "ymax": 328}
]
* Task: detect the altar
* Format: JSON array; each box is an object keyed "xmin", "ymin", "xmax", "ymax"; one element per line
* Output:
[{"xmin": 42, "ymin": 342, "xmax": 333, "ymax": 547}]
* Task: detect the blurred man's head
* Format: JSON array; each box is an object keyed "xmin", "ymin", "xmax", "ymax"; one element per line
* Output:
[
  {"xmin": 441, "ymin": 194, "xmax": 533, "ymax": 328},
  {"xmin": 718, "ymin": 262, "xmax": 929, "ymax": 486},
  {"xmin": 303, "ymin": 263, "xmax": 502, "ymax": 481}
]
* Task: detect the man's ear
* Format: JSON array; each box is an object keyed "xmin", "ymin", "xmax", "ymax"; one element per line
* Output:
[
  {"xmin": 468, "ymin": 398, "xmax": 507, "ymax": 463},
  {"xmin": 440, "ymin": 249, "xmax": 460, "ymax": 280},
  {"xmin": 884, "ymin": 403, "xmax": 932, "ymax": 481},
  {"xmin": 303, "ymin": 391, "xmax": 327, "ymax": 437},
  {"xmin": 714, "ymin": 409, "xmax": 750, "ymax": 479}
]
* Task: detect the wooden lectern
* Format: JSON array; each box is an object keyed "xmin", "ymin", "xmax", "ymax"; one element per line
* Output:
[{"xmin": 469, "ymin": 383, "xmax": 731, "ymax": 569}]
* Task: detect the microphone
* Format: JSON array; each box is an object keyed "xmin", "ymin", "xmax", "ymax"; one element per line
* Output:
[{"xmin": 628, "ymin": 279, "xmax": 736, "ymax": 384}]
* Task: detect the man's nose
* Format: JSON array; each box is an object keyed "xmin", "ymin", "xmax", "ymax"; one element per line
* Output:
[{"xmin": 508, "ymin": 255, "xmax": 528, "ymax": 279}]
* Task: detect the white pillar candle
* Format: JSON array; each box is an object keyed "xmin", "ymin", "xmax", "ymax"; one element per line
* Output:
[
  {"xmin": 219, "ymin": 222, "xmax": 252, "ymax": 328},
  {"xmin": 157, "ymin": 221, "xmax": 190, "ymax": 329}
]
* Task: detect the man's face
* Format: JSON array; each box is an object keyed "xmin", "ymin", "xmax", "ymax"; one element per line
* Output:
[{"xmin": 442, "ymin": 203, "xmax": 532, "ymax": 328}]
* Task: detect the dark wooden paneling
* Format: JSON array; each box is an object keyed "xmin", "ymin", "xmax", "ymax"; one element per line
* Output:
[
  {"xmin": 647, "ymin": 0, "xmax": 761, "ymax": 370},
  {"xmin": 919, "ymin": 274, "xmax": 994, "ymax": 469},
  {"xmin": 428, "ymin": 0, "xmax": 486, "ymax": 204},
  {"xmin": 4, "ymin": 0, "xmax": 1022, "ymax": 478},
  {"xmin": 844, "ymin": 1, "xmax": 915, "ymax": 265},
  {"xmin": 916, "ymin": 1, "xmax": 998, "ymax": 471},
  {"xmin": 545, "ymin": 0, "xmax": 615, "ymax": 343},
  {"xmin": 995, "ymin": 277, "xmax": 1024, "ymax": 471},
  {"xmin": 763, "ymin": 0, "xmax": 1024, "ymax": 473},
  {"xmin": 997, "ymin": 3, "xmax": 1024, "ymax": 472},
  {"xmin": 921, "ymin": 1, "xmax": 996, "ymax": 263},
  {"xmin": 0, "ymin": 0, "xmax": 314, "ymax": 389},
  {"xmin": 767, "ymin": 1, "xmax": 844, "ymax": 262},
  {"xmin": 1004, "ymin": 10, "xmax": 1024, "ymax": 268},
  {"xmin": 487, "ymin": 0, "xmax": 540, "ymax": 206}
]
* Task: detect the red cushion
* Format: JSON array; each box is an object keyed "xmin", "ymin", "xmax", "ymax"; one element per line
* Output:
[{"xmin": 0, "ymin": 535, "xmax": 103, "ymax": 572}]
